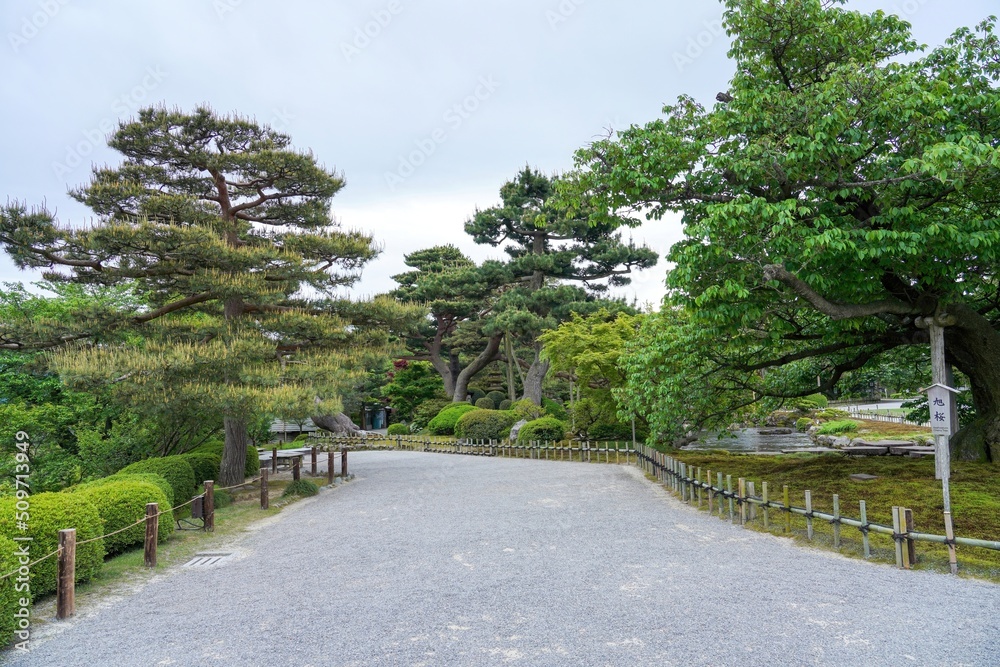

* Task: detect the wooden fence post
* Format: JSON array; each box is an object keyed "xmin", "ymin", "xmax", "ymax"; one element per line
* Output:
[
  {"xmin": 341, "ymin": 448, "xmax": 348, "ymax": 477},
  {"xmin": 56, "ymin": 528, "xmax": 75, "ymax": 620},
  {"xmin": 144, "ymin": 503, "xmax": 158, "ymax": 568},
  {"xmin": 716, "ymin": 473, "xmax": 724, "ymax": 518},
  {"xmin": 261, "ymin": 469, "xmax": 269, "ymax": 510},
  {"xmin": 311, "ymin": 446, "xmax": 318, "ymax": 476},
  {"xmin": 944, "ymin": 511, "xmax": 958, "ymax": 574},
  {"xmin": 726, "ymin": 475, "xmax": 734, "ymax": 522},
  {"xmin": 204, "ymin": 481, "xmax": 215, "ymax": 532},
  {"xmin": 707, "ymin": 469, "xmax": 714, "ymax": 514},
  {"xmin": 892, "ymin": 506, "xmax": 905, "ymax": 568},
  {"xmin": 762, "ymin": 482, "xmax": 769, "ymax": 529},
  {"xmin": 783, "ymin": 485, "xmax": 791, "ymax": 533},
  {"xmin": 860, "ymin": 500, "xmax": 871, "ymax": 559},
  {"xmin": 292, "ymin": 459, "xmax": 300, "ymax": 482},
  {"xmin": 328, "ymin": 451, "xmax": 335, "ymax": 485},
  {"xmin": 832, "ymin": 495, "xmax": 841, "ymax": 549},
  {"xmin": 747, "ymin": 481, "xmax": 756, "ymax": 522},
  {"xmin": 904, "ymin": 508, "xmax": 917, "ymax": 567},
  {"xmin": 805, "ymin": 490, "xmax": 813, "ymax": 540},
  {"xmin": 271, "ymin": 447, "xmax": 278, "ymax": 474},
  {"xmin": 738, "ymin": 478, "xmax": 747, "ymax": 525}
]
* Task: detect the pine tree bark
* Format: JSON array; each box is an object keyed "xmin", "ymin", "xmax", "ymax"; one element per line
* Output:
[
  {"xmin": 453, "ymin": 333, "xmax": 504, "ymax": 403},
  {"xmin": 521, "ymin": 343, "xmax": 550, "ymax": 405},
  {"xmin": 221, "ymin": 416, "xmax": 248, "ymax": 486}
]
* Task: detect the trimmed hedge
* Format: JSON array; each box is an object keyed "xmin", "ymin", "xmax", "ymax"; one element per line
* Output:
[
  {"xmin": 181, "ymin": 453, "xmax": 222, "ymax": 485},
  {"xmin": 475, "ymin": 397, "xmax": 495, "ymax": 410},
  {"xmin": 455, "ymin": 409, "xmax": 519, "ymax": 441},
  {"xmin": 283, "ymin": 479, "xmax": 319, "ymax": 497},
  {"xmin": 243, "ymin": 443, "xmax": 260, "ymax": 477},
  {"xmin": 193, "ymin": 441, "xmax": 260, "ymax": 478},
  {"xmin": 542, "ymin": 398, "xmax": 568, "ymax": 421},
  {"xmin": 0, "ymin": 492, "xmax": 104, "ymax": 598},
  {"xmin": 498, "ymin": 399, "xmax": 512, "ymax": 411},
  {"xmin": 118, "ymin": 457, "xmax": 196, "ymax": 518},
  {"xmin": 516, "ymin": 417, "xmax": 567, "ymax": 444},
  {"xmin": 74, "ymin": 479, "xmax": 174, "ymax": 555},
  {"xmin": 428, "ymin": 403, "xmax": 477, "ymax": 435},
  {"xmin": 411, "ymin": 399, "xmax": 451, "ymax": 430},
  {"xmin": 509, "ymin": 399, "xmax": 545, "ymax": 421},
  {"xmin": 386, "ymin": 423, "xmax": 410, "ymax": 436},
  {"xmin": 0, "ymin": 535, "xmax": 24, "ymax": 647},
  {"xmin": 486, "ymin": 391, "xmax": 506, "ymax": 405}
]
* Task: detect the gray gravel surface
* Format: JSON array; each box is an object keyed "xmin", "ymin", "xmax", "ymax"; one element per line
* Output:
[{"xmin": 4, "ymin": 451, "xmax": 998, "ymax": 666}]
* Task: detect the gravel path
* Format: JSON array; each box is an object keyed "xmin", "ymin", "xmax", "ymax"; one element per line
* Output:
[{"xmin": 4, "ymin": 452, "xmax": 998, "ymax": 666}]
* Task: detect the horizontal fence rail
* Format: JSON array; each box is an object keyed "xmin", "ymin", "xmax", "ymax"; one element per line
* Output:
[{"xmin": 845, "ymin": 410, "xmax": 930, "ymax": 427}]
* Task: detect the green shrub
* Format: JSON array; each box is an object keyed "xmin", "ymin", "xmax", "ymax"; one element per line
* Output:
[
  {"xmin": 119, "ymin": 457, "xmax": 197, "ymax": 518},
  {"xmin": 817, "ymin": 409, "xmax": 850, "ymax": 419},
  {"xmin": 817, "ymin": 420, "xmax": 860, "ymax": 435},
  {"xmin": 0, "ymin": 536, "xmax": 25, "ymax": 646},
  {"xmin": 74, "ymin": 479, "xmax": 174, "ymax": 554},
  {"xmin": 475, "ymin": 397, "xmax": 495, "ymax": 410},
  {"xmin": 486, "ymin": 391, "xmax": 507, "ymax": 405},
  {"xmin": 387, "ymin": 423, "xmax": 411, "ymax": 436},
  {"xmin": 455, "ymin": 409, "xmax": 519, "ymax": 441},
  {"xmin": 542, "ymin": 398, "xmax": 568, "ymax": 421},
  {"xmin": 244, "ymin": 443, "xmax": 260, "ymax": 477},
  {"xmin": 509, "ymin": 399, "xmax": 545, "ymax": 422},
  {"xmin": 213, "ymin": 488, "xmax": 233, "ymax": 509},
  {"xmin": 795, "ymin": 417, "xmax": 814, "ymax": 432},
  {"xmin": 516, "ymin": 417, "xmax": 567, "ymax": 444},
  {"xmin": 428, "ymin": 403, "xmax": 477, "ymax": 435},
  {"xmin": 102, "ymin": 473, "xmax": 174, "ymax": 508},
  {"xmin": 180, "ymin": 453, "xmax": 221, "ymax": 485},
  {"xmin": 193, "ymin": 439, "xmax": 224, "ymax": 456},
  {"xmin": 806, "ymin": 393, "xmax": 829, "ymax": 408},
  {"xmin": 498, "ymin": 399, "xmax": 512, "ymax": 411},
  {"xmin": 588, "ymin": 421, "xmax": 647, "ymax": 441},
  {"xmin": 0, "ymin": 492, "xmax": 104, "ymax": 597},
  {"xmin": 468, "ymin": 389, "xmax": 486, "ymax": 404},
  {"xmin": 411, "ymin": 399, "xmax": 452, "ymax": 430},
  {"xmin": 190, "ymin": 440, "xmax": 258, "ymax": 478},
  {"xmin": 282, "ymin": 479, "xmax": 319, "ymax": 497}
]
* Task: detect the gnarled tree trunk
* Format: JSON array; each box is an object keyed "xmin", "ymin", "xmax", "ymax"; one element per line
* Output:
[
  {"xmin": 312, "ymin": 412, "xmax": 365, "ymax": 436},
  {"xmin": 521, "ymin": 343, "xmax": 550, "ymax": 406},
  {"xmin": 944, "ymin": 304, "xmax": 1000, "ymax": 463},
  {"xmin": 221, "ymin": 416, "xmax": 249, "ymax": 487},
  {"xmin": 453, "ymin": 333, "xmax": 504, "ymax": 402}
]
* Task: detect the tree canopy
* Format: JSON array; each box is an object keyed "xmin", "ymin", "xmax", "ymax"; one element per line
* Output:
[
  {"xmin": 0, "ymin": 106, "xmax": 422, "ymax": 484},
  {"xmin": 568, "ymin": 1, "xmax": 1000, "ymax": 460}
]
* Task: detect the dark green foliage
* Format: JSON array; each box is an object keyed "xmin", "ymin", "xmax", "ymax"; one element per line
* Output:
[
  {"xmin": 94, "ymin": 473, "xmax": 174, "ymax": 508},
  {"xmin": 796, "ymin": 418, "xmax": 814, "ymax": 432},
  {"xmin": 516, "ymin": 417, "xmax": 567, "ymax": 444},
  {"xmin": 475, "ymin": 397, "xmax": 495, "ymax": 410},
  {"xmin": 817, "ymin": 420, "xmax": 860, "ymax": 435},
  {"xmin": 381, "ymin": 361, "xmax": 448, "ymax": 421},
  {"xmin": 509, "ymin": 399, "xmax": 545, "ymax": 422},
  {"xmin": 0, "ymin": 493, "xmax": 104, "ymax": 597},
  {"xmin": 588, "ymin": 421, "xmax": 646, "ymax": 441},
  {"xmin": 244, "ymin": 443, "xmax": 260, "ymax": 478},
  {"xmin": 73, "ymin": 479, "xmax": 174, "ymax": 554},
  {"xmin": 282, "ymin": 479, "xmax": 319, "ymax": 497},
  {"xmin": 180, "ymin": 453, "xmax": 221, "ymax": 485},
  {"xmin": 411, "ymin": 399, "xmax": 451, "ymax": 430},
  {"xmin": 119, "ymin": 457, "xmax": 196, "ymax": 517},
  {"xmin": 197, "ymin": 440, "xmax": 260, "ymax": 478},
  {"xmin": 454, "ymin": 409, "xmax": 519, "ymax": 441},
  {"xmin": 428, "ymin": 404, "xmax": 477, "ymax": 435},
  {"xmin": 213, "ymin": 488, "xmax": 233, "ymax": 509},
  {"xmin": 468, "ymin": 389, "xmax": 486, "ymax": 404},
  {"xmin": 0, "ymin": 535, "xmax": 24, "ymax": 646},
  {"xmin": 498, "ymin": 399, "xmax": 512, "ymax": 411},
  {"xmin": 486, "ymin": 391, "xmax": 506, "ymax": 405},
  {"xmin": 386, "ymin": 423, "xmax": 411, "ymax": 436},
  {"xmin": 542, "ymin": 398, "xmax": 568, "ymax": 421}
]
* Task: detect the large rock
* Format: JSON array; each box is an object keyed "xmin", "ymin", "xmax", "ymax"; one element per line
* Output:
[
  {"xmin": 509, "ymin": 420, "xmax": 528, "ymax": 442},
  {"xmin": 833, "ymin": 436, "xmax": 852, "ymax": 448}
]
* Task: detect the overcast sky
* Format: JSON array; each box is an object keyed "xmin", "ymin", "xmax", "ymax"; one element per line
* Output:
[{"xmin": 1, "ymin": 0, "xmax": 995, "ymax": 307}]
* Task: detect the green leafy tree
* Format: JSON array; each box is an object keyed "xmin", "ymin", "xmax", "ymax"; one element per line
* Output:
[
  {"xmin": 380, "ymin": 360, "xmax": 447, "ymax": 421},
  {"xmin": 1, "ymin": 106, "xmax": 421, "ymax": 485},
  {"xmin": 391, "ymin": 245, "xmax": 511, "ymax": 401},
  {"xmin": 466, "ymin": 167, "xmax": 658, "ymax": 404},
  {"xmin": 568, "ymin": 2, "xmax": 1000, "ymax": 460}
]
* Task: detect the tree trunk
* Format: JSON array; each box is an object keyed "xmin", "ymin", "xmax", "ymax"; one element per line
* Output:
[
  {"xmin": 943, "ymin": 304, "xmax": 1000, "ymax": 463},
  {"xmin": 521, "ymin": 343, "xmax": 550, "ymax": 405},
  {"xmin": 453, "ymin": 333, "xmax": 504, "ymax": 403},
  {"xmin": 312, "ymin": 412, "xmax": 364, "ymax": 436},
  {"xmin": 221, "ymin": 416, "xmax": 248, "ymax": 486}
]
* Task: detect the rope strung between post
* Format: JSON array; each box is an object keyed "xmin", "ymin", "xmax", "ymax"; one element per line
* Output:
[{"xmin": 0, "ymin": 547, "xmax": 63, "ymax": 582}]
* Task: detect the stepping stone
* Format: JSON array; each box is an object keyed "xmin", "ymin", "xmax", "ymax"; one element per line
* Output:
[
  {"xmin": 841, "ymin": 446, "xmax": 889, "ymax": 456},
  {"xmin": 850, "ymin": 473, "xmax": 878, "ymax": 482}
]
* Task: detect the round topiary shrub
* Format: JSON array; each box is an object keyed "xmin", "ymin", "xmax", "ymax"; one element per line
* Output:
[
  {"xmin": 516, "ymin": 417, "xmax": 567, "ymax": 445},
  {"xmin": 411, "ymin": 399, "xmax": 451, "ymax": 430},
  {"xmin": 498, "ymin": 399, "xmax": 512, "ymax": 411},
  {"xmin": 0, "ymin": 535, "xmax": 25, "ymax": 647},
  {"xmin": 806, "ymin": 393, "xmax": 829, "ymax": 409},
  {"xmin": 455, "ymin": 409, "xmax": 520, "ymax": 441},
  {"xmin": 510, "ymin": 399, "xmax": 545, "ymax": 422},
  {"xmin": 194, "ymin": 441, "xmax": 259, "ymax": 478},
  {"xmin": 542, "ymin": 398, "xmax": 568, "ymax": 421},
  {"xmin": 244, "ymin": 444, "xmax": 260, "ymax": 478},
  {"xmin": 387, "ymin": 423, "xmax": 410, "ymax": 436},
  {"xmin": 468, "ymin": 388, "xmax": 486, "ymax": 404},
  {"xmin": 118, "ymin": 457, "xmax": 197, "ymax": 518},
  {"xmin": 180, "ymin": 453, "xmax": 222, "ymax": 485},
  {"xmin": 0, "ymin": 492, "xmax": 104, "ymax": 598},
  {"xmin": 193, "ymin": 439, "xmax": 224, "ymax": 457},
  {"xmin": 428, "ymin": 404, "xmax": 478, "ymax": 435},
  {"xmin": 475, "ymin": 397, "xmax": 495, "ymax": 410},
  {"xmin": 99, "ymin": 473, "xmax": 174, "ymax": 507},
  {"xmin": 74, "ymin": 479, "xmax": 174, "ymax": 554},
  {"xmin": 282, "ymin": 479, "xmax": 319, "ymax": 497},
  {"xmin": 795, "ymin": 417, "xmax": 814, "ymax": 432},
  {"xmin": 486, "ymin": 391, "xmax": 506, "ymax": 405}
]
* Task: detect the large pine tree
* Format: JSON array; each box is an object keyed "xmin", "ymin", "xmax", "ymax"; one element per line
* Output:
[{"xmin": 1, "ymin": 106, "xmax": 419, "ymax": 485}]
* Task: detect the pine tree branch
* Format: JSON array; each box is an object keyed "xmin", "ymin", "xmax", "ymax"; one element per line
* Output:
[{"xmin": 134, "ymin": 292, "xmax": 215, "ymax": 323}]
